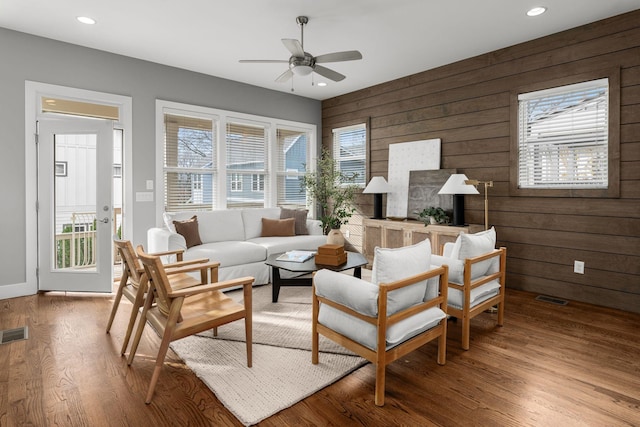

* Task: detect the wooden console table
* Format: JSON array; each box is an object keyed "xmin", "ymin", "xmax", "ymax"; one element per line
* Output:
[{"xmin": 362, "ymin": 218, "xmax": 482, "ymax": 265}]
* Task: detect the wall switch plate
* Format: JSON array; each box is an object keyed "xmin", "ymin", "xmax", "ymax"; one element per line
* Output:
[
  {"xmin": 574, "ymin": 260, "xmax": 585, "ymax": 274},
  {"xmin": 146, "ymin": 180, "xmax": 154, "ymax": 190}
]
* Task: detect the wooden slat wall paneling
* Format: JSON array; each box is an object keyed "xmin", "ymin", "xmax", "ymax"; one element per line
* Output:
[{"xmin": 322, "ymin": 10, "xmax": 640, "ymax": 313}]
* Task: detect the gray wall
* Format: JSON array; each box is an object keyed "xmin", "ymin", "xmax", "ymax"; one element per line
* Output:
[{"xmin": 0, "ymin": 27, "xmax": 321, "ymax": 288}]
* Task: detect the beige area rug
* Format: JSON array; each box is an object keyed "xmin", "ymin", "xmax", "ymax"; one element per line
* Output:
[{"xmin": 170, "ymin": 284, "xmax": 367, "ymax": 426}]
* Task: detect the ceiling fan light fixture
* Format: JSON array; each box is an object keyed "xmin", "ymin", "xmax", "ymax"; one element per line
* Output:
[{"xmin": 292, "ymin": 65, "xmax": 313, "ymax": 76}]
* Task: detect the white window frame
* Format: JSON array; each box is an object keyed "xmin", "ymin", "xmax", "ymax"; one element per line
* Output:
[
  {"xmin": 509, "ymin": 69, "xmax": 620, "ymax": 198},
  {"xmin": 230, "ymin": 173, "xmax": 243, "ymax": 192},
  {"xmin": 251, "ymin": 174, "xmax": 264, "ymax": 192},
  {"xmin": 332, "ymin": 123, "xmax": 367, "ymax": 188},
  {"xmin": 156, "ymin": 100, "xmax": 316, "ymax": 223}
]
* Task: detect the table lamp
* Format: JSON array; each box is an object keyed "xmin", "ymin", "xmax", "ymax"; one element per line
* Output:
[
  {"xmin": 363, "ymin": 176, "xmax": 391, "ymax": 219},
  {"xmin": 438, "ymin": 174, "xmax": 479, "ymax": 226}
]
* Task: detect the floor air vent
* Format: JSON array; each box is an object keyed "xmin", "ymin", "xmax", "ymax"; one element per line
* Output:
[
  {"xmin": 0, "ymin": 326, "xmax": 29, "ymax": 344},
  {"xmin": 535, "ymin": 295, "xmax": 568, "ymax": 306}
]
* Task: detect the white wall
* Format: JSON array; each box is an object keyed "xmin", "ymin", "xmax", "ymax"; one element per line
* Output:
[{"xmin": 0, "ymin": 27, "xmax": 321, "ymax": 292}]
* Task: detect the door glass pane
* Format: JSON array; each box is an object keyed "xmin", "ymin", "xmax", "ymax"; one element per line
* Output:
[{"xmin": 54, "ymin": 133, "xmax": 97, "ymax": 271}]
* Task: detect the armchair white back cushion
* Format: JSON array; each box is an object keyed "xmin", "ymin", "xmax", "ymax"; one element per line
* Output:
[{"xmin": 371, "ymin": 239, "xmax": 432, "ymax": 315}]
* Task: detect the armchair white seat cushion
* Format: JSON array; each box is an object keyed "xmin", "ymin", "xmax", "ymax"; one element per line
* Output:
[{"xmin": 447, "ymin": 279, "xmax": 501, "ymax": 310}]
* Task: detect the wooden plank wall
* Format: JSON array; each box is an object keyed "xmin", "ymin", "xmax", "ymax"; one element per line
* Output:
[{"xmin": 321, "ymin": 10, "xmax": 640, "ymax": 313}]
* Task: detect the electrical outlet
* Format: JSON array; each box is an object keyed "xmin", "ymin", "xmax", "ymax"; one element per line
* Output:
[
  {"xmin": 574, "ymin": 260, "xmax": 585, "ymax": 274},
  {"xmin": 345, "ymin": 229, "xmax": 350, "ymax": 238}
]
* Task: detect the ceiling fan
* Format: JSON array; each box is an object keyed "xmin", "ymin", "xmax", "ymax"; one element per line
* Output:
[{"xmin": 239, "ymin": 16, "xmax": 362, "ymax": 83}]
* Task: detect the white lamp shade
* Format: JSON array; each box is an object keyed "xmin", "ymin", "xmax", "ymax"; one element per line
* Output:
[
  {"xmin": 438, "ymin": 174, "xmax": 479, "ymax": 195},
  {"xmin": 363, "ymin": 176, "xmax": 391, "ymax": 194}
]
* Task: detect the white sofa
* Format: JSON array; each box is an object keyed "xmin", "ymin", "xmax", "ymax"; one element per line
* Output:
[{"xmin": 147, "ymin": 208, "xmax": 327, "ymax": 285}]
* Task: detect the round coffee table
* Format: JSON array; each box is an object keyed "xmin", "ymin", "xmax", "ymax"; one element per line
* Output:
[{"xmin": 265, "ymin": 251, "xmax": 367, "ymax": 302}]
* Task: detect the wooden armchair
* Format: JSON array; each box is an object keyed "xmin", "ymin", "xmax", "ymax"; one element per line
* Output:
[
  {"xmin": 129, "ymin": 245, "xmax": 254, "ymax": 404},
  {"xmin": 106, "ymin": 240, "xmax": 214, "ymax": 356},
  {"xmin": 431, "ymin": 227, "xmax": 507, "ymax": 350},
  {"xmin": 312, "ymin": 240, "xmax": 448, "ymax": 406}
]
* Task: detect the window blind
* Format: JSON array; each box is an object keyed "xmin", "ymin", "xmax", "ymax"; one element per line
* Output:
[
  {"xmin": 226, "ymin": 121, "xmax": 267, "ymax": 208},
  {"xmin": 276, "ymin": 128, "xmax": 308, "ymax": 209},
  {"xmin": 332, "ymin": 124, "xmax": 366, "ymax": 186},
  {"xmin": 164, "ymin": 114, "xmax": 215, "ymax": 211},
  {"xmin": 517, "ymin": 78, "xmax": 608, "ymax": 189}
]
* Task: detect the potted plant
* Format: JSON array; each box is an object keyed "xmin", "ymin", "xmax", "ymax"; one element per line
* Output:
[
  {"xmin": 301, "ymin": 147, "xmax": 359, "ymax": 236},
  {"xmin": 416, "ymin": 206, "xmax": 449, "ymax": 225}
]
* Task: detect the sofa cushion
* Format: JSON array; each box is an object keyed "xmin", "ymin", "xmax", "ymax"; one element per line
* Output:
[
  {"xmin": 261, "ymin": 218, "xmax": 295, "ymax": 237},
  {"xmin": 371, "ymin": 239, "xmax": 432, "ymax": 315},
  {"xmin": 241, "ymin": 208, "xmax": 281, "ymax": 240},
  {"xmin": 280, "ymin": 208, "xmax": 309, "ymax": 235},
  {"xmin": 248, "ymin": 235, "xmax": 327, "ymax": 257},
  {"xmin": 164, "ymin": 210, "xmax": 245, "ymax": 243},
  {"xmin": 172, "ymin": 215, "xmax": 202, "ymax": 248},
  {"xmin": 184, "ymin": 241, "xmax": 267, "ymax": 267}
]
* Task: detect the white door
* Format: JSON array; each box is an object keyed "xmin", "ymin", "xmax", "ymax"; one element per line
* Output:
[{"xmin": 37, "ymin": 117, "xmax": 114, "ymax": 292}]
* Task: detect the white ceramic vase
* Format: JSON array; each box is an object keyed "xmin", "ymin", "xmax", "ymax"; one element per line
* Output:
[{"xmin": 326, "ymin": 228, "xmax": 345, "ymax": 246}]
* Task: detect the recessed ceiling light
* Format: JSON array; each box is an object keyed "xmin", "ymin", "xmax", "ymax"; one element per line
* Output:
[
  {"xmin": 317, "ymin": 82, "xmax": 327, "ymax": 87},
  {"xmin": 527, "ymin": 7, "xmax": 547, "ymax": 17},
  {"xmin": 76, "ymin": 16, "xmax": 96, "ymax": 25}
]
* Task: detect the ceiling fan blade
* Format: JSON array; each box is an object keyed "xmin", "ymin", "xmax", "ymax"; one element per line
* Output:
[
  {"xmin": 239, "ymin": 59, "xmax": 288, "ymax": 63},
  {"xmin": 314, "ymin": 65, "xmax": 346, "ymax": 82},
  {"xmin": 314, "ymin": 50, "xmax": 363, "ymax": 63},
  {"xmin": 282, "ymin": 39, "xmax": 304, "ymax": 57},
  {"xmin": 275, "ymin": 69, "xmax": 293, "ymax": 83}
]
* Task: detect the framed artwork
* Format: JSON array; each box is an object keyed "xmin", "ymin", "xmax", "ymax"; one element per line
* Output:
[{"xmin": 407, "ymin": 169, "xmax": 456, "ymax": 220}]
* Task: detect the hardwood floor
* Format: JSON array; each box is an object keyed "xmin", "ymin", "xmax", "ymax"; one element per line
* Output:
[{"xmin": 1, "ymin": 285, "xmax": 639, "ymax": 426}]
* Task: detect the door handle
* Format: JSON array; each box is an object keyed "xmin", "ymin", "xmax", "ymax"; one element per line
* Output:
[{"xmin": 100, "ymin": 217, "xmax": 109, "ymax": 224}]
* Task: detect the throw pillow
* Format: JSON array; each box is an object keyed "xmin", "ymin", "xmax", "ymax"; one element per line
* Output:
[
  {"xmin": 457, "ymin": 227, "xmax": 497, "ymax": 279},
  {"xmin": 280, "ymin": 208, "xmax": 309, "ymax": 235},
  {"xmin": 371, "ymin": 239, "xmax": 432, "ymax": 315},
  {"xmin": 261, "ymin": 217, "xmax": 296, "ymax": 237},
  {"xmin": 173, "ymin": 215, "xmax": 203, "ymax": 248}
]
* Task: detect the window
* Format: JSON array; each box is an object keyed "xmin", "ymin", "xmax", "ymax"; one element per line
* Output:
[
  {"xmin": 276, "ymin": 128, "xmax": 309, "ymax": 209},
  {"xmin": 158, "ymin": 100, "xmax": 315, "ymax": 212},
  {"xmin": 511, "ymin": 70, "xmax": 620, "ymax": 198},
  {"xmin": 163, "ymin": 113, "xmax": 215, "ymax": 211},
  {"xmin": 230, "ymin": 173, "xmax": 243, "ymax": 192},
  {"xmin": 332, "ymin": 124, "xmax": 366, "ymax": 187},
  {"xmin": 226, "ymin": 121, "xmax": 266, "ymax": 208},
  {"xmin": 252, "ymin": 174, "xmax": 264, "ymax": 192}
]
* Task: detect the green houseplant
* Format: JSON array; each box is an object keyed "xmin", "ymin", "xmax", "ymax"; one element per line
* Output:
[
  {"xmin": 301, "ymin": 147, "xmax": 359, "ymax": 235},
  {"xmin": 416, "ymin": 206, "xmax": 449, "ymax": 225}
]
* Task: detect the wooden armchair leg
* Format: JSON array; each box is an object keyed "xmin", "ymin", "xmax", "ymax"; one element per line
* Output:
[
  {"xmin": 437, "ymin": 328, "xmax": 447, "ymax": 365},
  {"xmin": 106, "ymin": 275, "xmax": 127, "ymax": 333},
  {"xmin": 121, "ymin": 289, "xmax": 145, "ymax": 356},
  {"xmin": 374, "ymin": 363, "xmax": 386, "ymax": 406},
  {"xmin": 462, "ymin": 317, "xmax": 471, "ymax": 351},
  {"xmin": 497, "ymin": 301, "xmax": 505, "ymax": 326},
  {"xmin": 145, "ymin": 331, "xmax": 173, "ymax": 404}
]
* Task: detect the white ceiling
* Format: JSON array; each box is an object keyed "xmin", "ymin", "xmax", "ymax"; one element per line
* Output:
[{"xmin": 1, "ymin": 0, "xmax": 638, "ymax": 100}]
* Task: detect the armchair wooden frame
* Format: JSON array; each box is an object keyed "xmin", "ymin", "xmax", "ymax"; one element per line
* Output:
[
  {"xmin": 312, "ymin": 265, "xmax": 448, "ymax": 406},
  {"xmin": 129, "ymin": 246, "xmax": 254, "ymax": 404},
  {"xmin": 106, "ymin": 240, "xmax": 214, "ymax": 356},
  {"xmin": 448, "ymin": 247, "xmax": 507, "ymax": 350}
]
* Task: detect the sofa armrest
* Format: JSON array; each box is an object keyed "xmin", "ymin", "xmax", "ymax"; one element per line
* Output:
[
  {"xmin": 306, "ymin": 219, "xmax": 324, "ymax": 235},
  {"xmin": 147, "ymin": 227, "xmax": 187, "ymax": 263}
]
